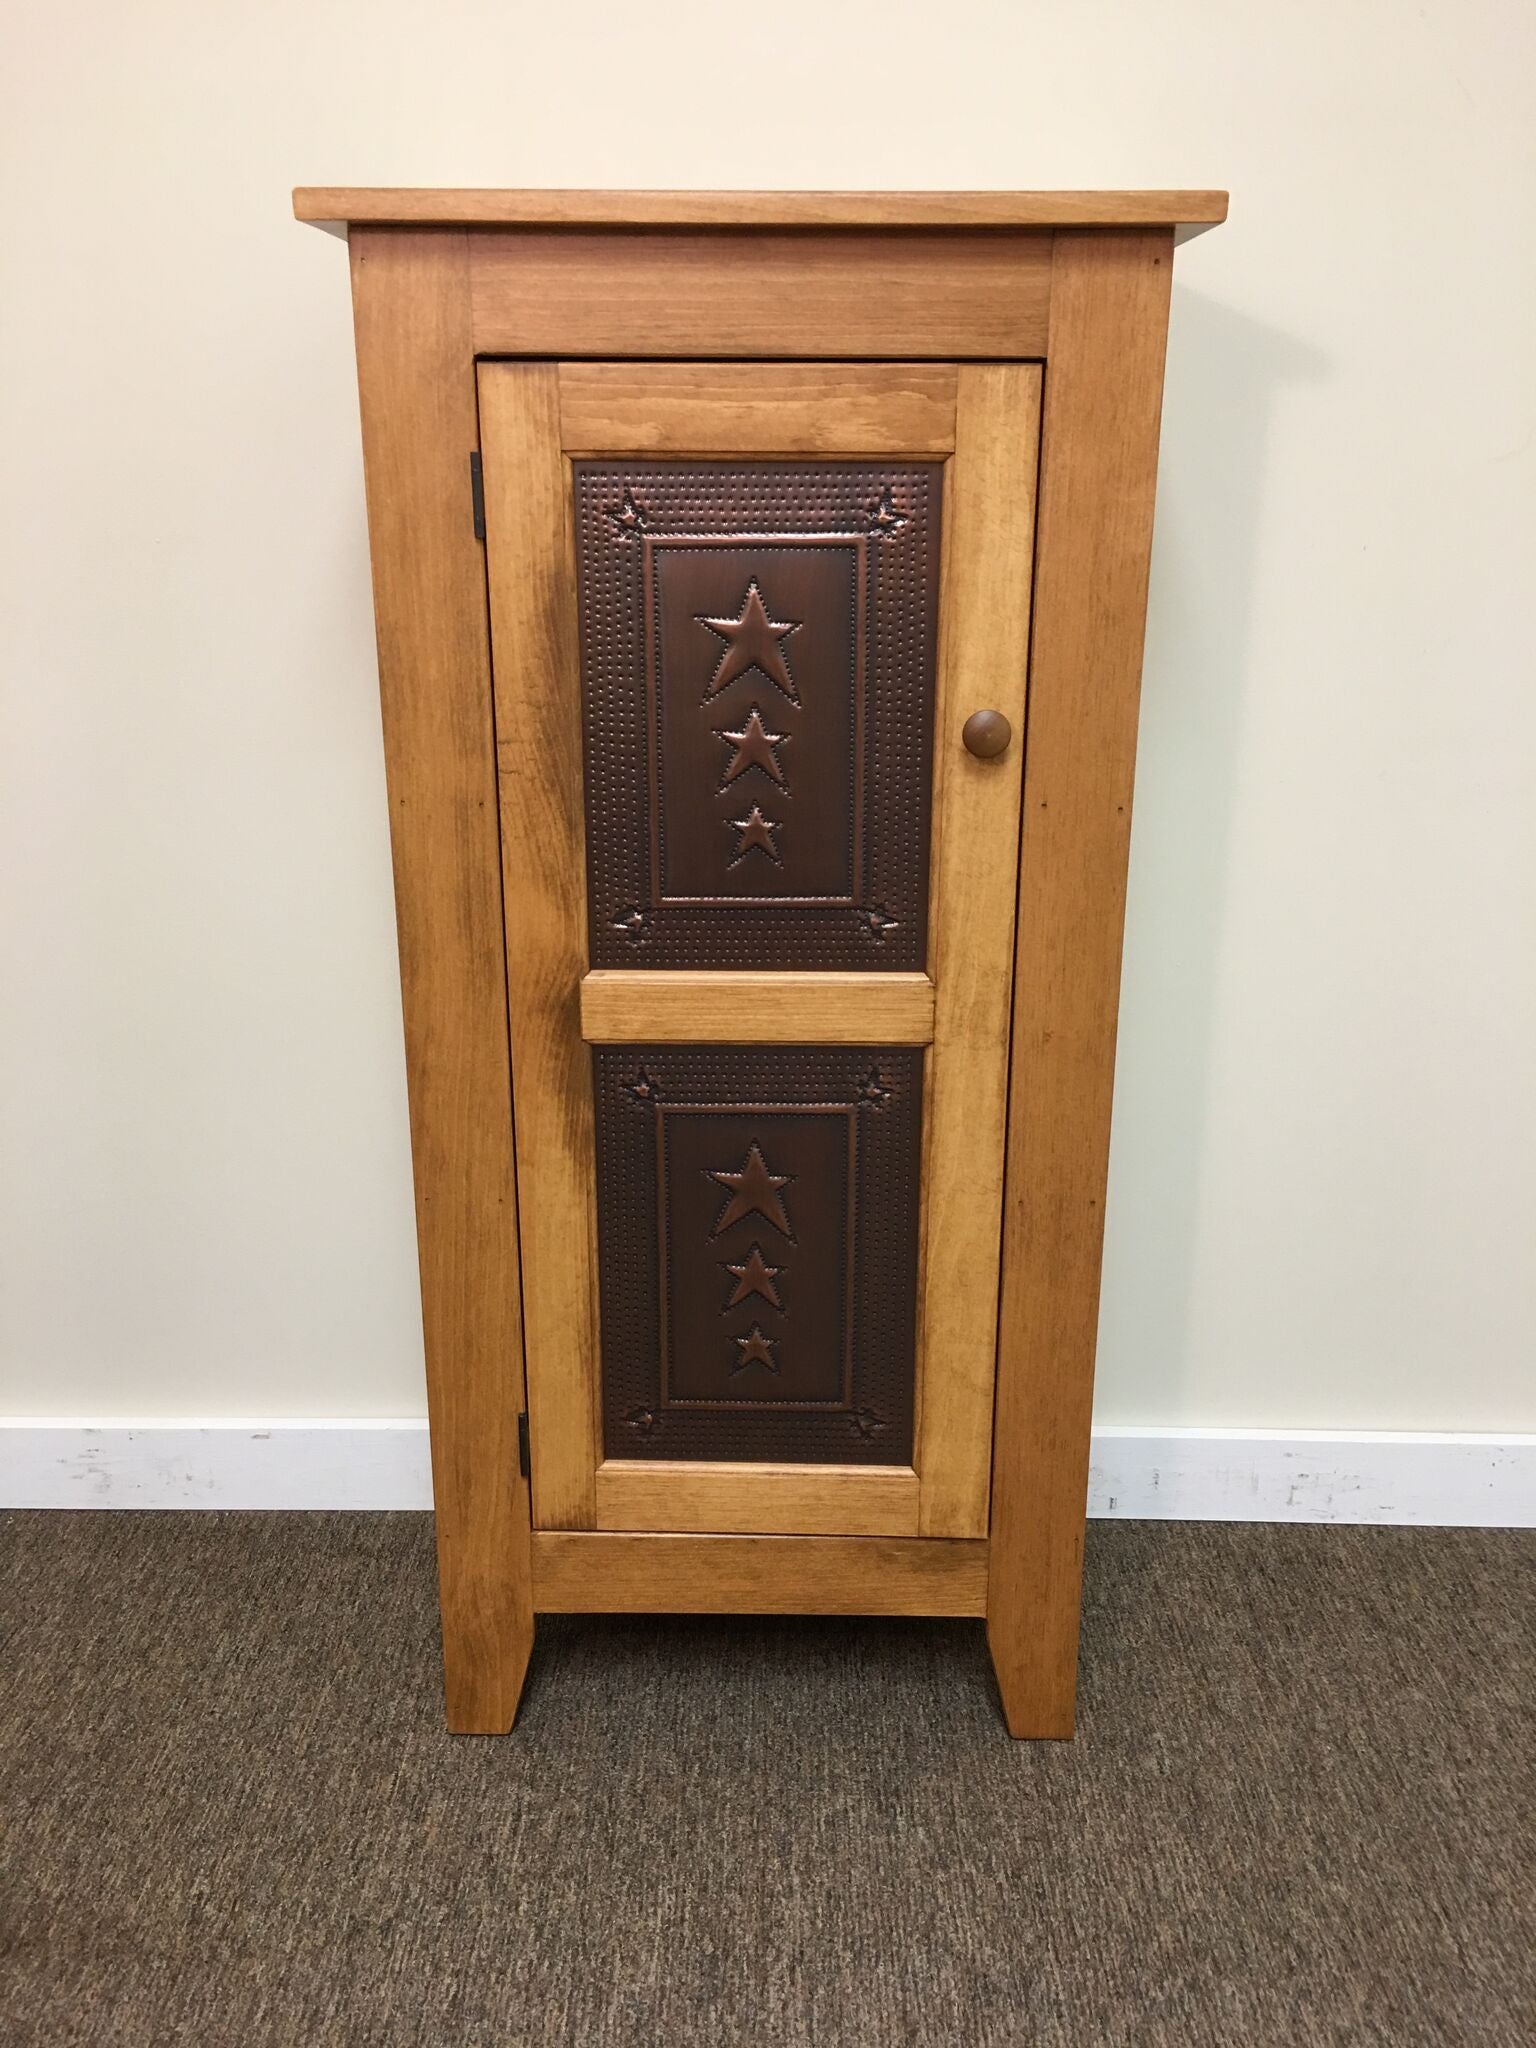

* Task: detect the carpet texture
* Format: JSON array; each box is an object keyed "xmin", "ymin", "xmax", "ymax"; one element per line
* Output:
[{"xmin": 1, "ymin": 1514, "xmax": 1531, "ymax": 2046}]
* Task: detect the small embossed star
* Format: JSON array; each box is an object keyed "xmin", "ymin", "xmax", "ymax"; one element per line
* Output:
[
  {"xmin": 730, "ymin": 1324, "xmax": 781, "ymax": 1376},
  {"xmin": 612, "ymin": 904, "xmax": 652, "ymax": 944},
  {"xmin": 857, "ymin": 904, "xmax": 899, "ymax": 940},
  {"xmin": 855, "ymin": 1068, "xmax": 893, "ymax": 1108},
  {"xmin": 727, "ymin": 805, "xmax": 782, "ymax": 865},
  {"xmin": 709, "ymin": 1142, "xmax": 794, "ymax": 1237},
  {"xmin": 626, "ymin": 1069, "xmax": 662, "ymax": 1105},
  {"xmin": 625, "ymin": 1407, "xmax": 658, "ymax": 1436},
  {"xmin": 605, "ymin": 488, "xmax": 651, "ymax": 541},
  {"xmin": 850, "ymin": 1406, "xmax": 886, "ymax": 1439},
  {"xmin": 865, "ymin": 486, "xmax": 908, "ymax": 538},
  {"xmin": 721, "ymin": 1243, "xmax": 785, "ymax": 1311},
  {"xmin": 716, "ymin": 706, "xmax": 789, "ymax": 789},
  {"xmin": 698, "ymin": 582, "xmax": 800, "ymax": 702}
]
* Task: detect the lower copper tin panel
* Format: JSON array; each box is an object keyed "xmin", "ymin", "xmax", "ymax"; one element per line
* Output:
[{"xmin": 594, "ymin": 1047, "xmax": 923, "ymax": 1464}]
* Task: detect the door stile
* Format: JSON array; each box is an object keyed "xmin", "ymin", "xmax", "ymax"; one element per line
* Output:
[
  {"xmin": 914, "ymin": 364, "xmax": 1042, "ymax": 1536},
  {"xmin": 480, "ymin": 362, "xmax": 603, "ymax": 1531}
]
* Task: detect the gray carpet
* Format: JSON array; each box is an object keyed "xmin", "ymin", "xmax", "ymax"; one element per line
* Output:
[{"xmin": 2, "ymin": 1515, "xmax": 1531, "ymax": 2046}]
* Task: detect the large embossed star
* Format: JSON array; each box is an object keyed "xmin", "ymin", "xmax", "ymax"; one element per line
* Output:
[
  {"xmin": 716, "ymin": 706, "xmax": 788, "ymax": 788},
  {"xmin": 726, "ymin": 804, "xmax": 781, "ymax": 865},
  {"xmin": 709, "ymin": 1142, "xmax": 793, "ymax": 1237},
  {"xmin": 721, "ymin": 1243, "xmax": 785, "ymax": 1310},
  {"xmin": 730, "ymin": 1324, "xmax": 781, "ymax": 1376},
  {"xmin": 698, "ymin": 582, "xmax": 800, "ymax": 702}
]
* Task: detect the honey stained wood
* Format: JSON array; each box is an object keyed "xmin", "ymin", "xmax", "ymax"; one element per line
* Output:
[
  {"xmin": 558, "ymin": 363, "xmax": 958, "ymax": 456},
  {"xmin": 579, "ymin": 971, "xmax": 935, "ymax": 1046},
  {"xmin": 468, "ymin": 231, "xmax": 1052, "ymax": 360},
  {"xmin": 595, "ymin": 1462, "xmax": 919, "ymax": 1537},
  {"xmin": 532, "ymin": 1532, "xmax": 989, "ymax": 1615},
  {"xmin": 295, "ymin": 188, "xmax": 1228, "ymax": 236},
  {"xmin": 478, "ymin": 364, "xmax": 601, "ymax": 1530},
  {"xmin": 914, "ymin": 365, "xmax": 1042, "ymax": 1538},
  {"xmin": 347, "ymin": 231, "xmax": 532, "ymax": 1733},
  {"xmin": 987, "ymin": 230, "xmax": 1176, "ymax": 1738}
]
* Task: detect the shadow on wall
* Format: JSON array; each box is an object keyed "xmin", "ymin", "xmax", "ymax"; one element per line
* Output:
[{"xmin": 1093, "ymin": 284, "xmax": 1328, "ymax": 1420}]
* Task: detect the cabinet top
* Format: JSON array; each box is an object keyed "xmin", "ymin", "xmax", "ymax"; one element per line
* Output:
[{"xmin": 292, "ymin": 187, "xmax": 1228, "ymax": 240}]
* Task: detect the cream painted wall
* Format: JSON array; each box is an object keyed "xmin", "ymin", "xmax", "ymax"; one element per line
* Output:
[{"xmin": 1, "ymin": 1, "xmax": 1532, "ymax": 1431}]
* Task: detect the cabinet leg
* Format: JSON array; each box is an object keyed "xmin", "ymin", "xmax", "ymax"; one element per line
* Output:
[
  {"xmin": 436, "ymin": 1512, "xmax": 535, "ymax": 1735},
  {"xmin": 985, "ymin": 1578, "xmax": 1083, "ymax": 1741},
  {"xmin": 985, "ymin": 1413, "xmax": 1093, "ymax": 1739}
]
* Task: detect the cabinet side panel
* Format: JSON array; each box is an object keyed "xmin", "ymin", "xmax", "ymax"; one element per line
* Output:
[
  {"xmin": 988, "ymin": 229, "xmax": 1174, "ymax": 1736},
  {"xmin": 348, "ymin": 229, "xmax": 533, "ymax": 1731}
]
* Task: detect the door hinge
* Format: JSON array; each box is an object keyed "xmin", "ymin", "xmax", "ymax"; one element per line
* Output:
[
  {"xmin": 469, "ymin": 451, "xmax": 486, "ymax": 541},
  {"xmin": 517, "ymin": 1411, "xmax": 530, "ymax": 1480}
]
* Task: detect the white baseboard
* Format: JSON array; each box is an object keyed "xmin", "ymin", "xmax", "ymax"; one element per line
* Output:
[
  {"xmin": 0, "ymin": 1419, "xmax": 1532, "ymax": 1525},
  {"xmin": 0, "ymin": 1420, "xmax": 435, "ymax": 1511},
  {"xmin": 1085, "ymin": 1425, "xmax": 1534, "ymax": 1526}
]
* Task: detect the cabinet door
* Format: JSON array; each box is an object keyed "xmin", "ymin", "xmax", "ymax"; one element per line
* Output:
[{"xmin": 478, "ymin": 361, "xmax": 1040, "ymax": 1540}]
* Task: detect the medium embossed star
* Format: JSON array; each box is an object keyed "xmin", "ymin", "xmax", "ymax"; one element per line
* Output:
[
  {"xmin": 708, "ymin": 1142, "xmax": 793, "ymax": 1237},
  {"xmin": 726, "ymin": 805, "xmax": 782, "ymax": 865},
  {"xmin": 698, "ymin": 581, "xmax": 800, "ymax": 701},
  {"xmin": 716, "ymin": 706, "xmax": 789, "ymax": 788},
  {"xmin": 721, "ymin": 1243, "xmax": 785, "ymax": 1311},
  {"xmin": 730, "ymin": 1324, "xmax": 781, "ymax": 1376}
]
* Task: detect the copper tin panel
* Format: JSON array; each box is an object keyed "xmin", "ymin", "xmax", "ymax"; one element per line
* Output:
[
  {"xmin": 576, "ymin": 463, "xmax": 941, "ymax": 970},
  {"xmin": 594, "ymin": 1047, "xmax": 922, "ymax": 1464}
]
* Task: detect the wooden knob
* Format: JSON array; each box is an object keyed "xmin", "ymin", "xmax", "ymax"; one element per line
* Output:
[{"xmin": 962, "ymin": 709, "xmax": 1012, "ymax": 759}]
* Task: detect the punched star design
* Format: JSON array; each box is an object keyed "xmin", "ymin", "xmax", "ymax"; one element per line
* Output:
[
  {"xmin": 858, "ymin": 903, "xmax": 899, "ymax": 940},
  {"xmin": 605, "ymin": 488, "xmax": 650, "ymax": 541},
  {"xmin": 721, "ymin": 1243, "xmax": 785, "ymax": 1311},
  {"xmin": 726, "ymin": 804, "xmax": 782, "ymax": 865},
  {"xmin": 716, "ymin": 706, "xmax": 789, "ymax": 788},
  {"xmin": 708, "ymin": 1142, "xmax": 793, "ymax": 1237},
  {"xmin": 730, "ymin": 1324, "xmax": 781, "ymax": 1376},
  {"xmin": 698, "ymin": 581, "xmax": 800, "ymax": 702},
  {"xmin": 865, "ymin": 485, "xmax": 908, "ymax": 537}
]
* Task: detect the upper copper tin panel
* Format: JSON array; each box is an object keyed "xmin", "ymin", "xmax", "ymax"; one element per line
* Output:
[{"xmin": 576, "ymin": 464, "xmax": 941, "ymax": 970}]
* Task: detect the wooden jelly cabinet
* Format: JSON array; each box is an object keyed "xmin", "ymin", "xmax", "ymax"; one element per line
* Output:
[{"xmin": 295, "ymin": 186, "xmax": 1228, "ymax": 1736}]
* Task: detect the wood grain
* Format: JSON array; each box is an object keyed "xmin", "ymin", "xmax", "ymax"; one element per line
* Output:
[
  {"xmin": 296, "ymin": 187, "xmax": 1228, "ymax": 235},
  {"xmin": 477, "ymin": 363, "xmax": 601, "ymax": 1531},
  {"xmin": 987, "ymin": 229, "xmax": 1176, "ymax": 1738},
  {"xmin": 915, "ymin": 364, "xmax": 1042, "ymax": 1538},
  {"xmin": 594, "ymin": 1462, "xmax": 919, "ymax": 1536},
  {"xmin": 533, "ymin": 1532, "xmax": 989, "ymax": 1615},
  {"xmin": 468, "ymin": 231, "xmax": 1052, "ymax": 360},
  {"xmin": 347, "ymin": 230, "xmax": 532, "ymax": 1733},
  {"xmin": 558, "ymin": 363, "xmax": 958, "ymax": 455},
  {"xmin": 578, "ymin": 971, "xmax": 936, "ymax": 1046}
]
